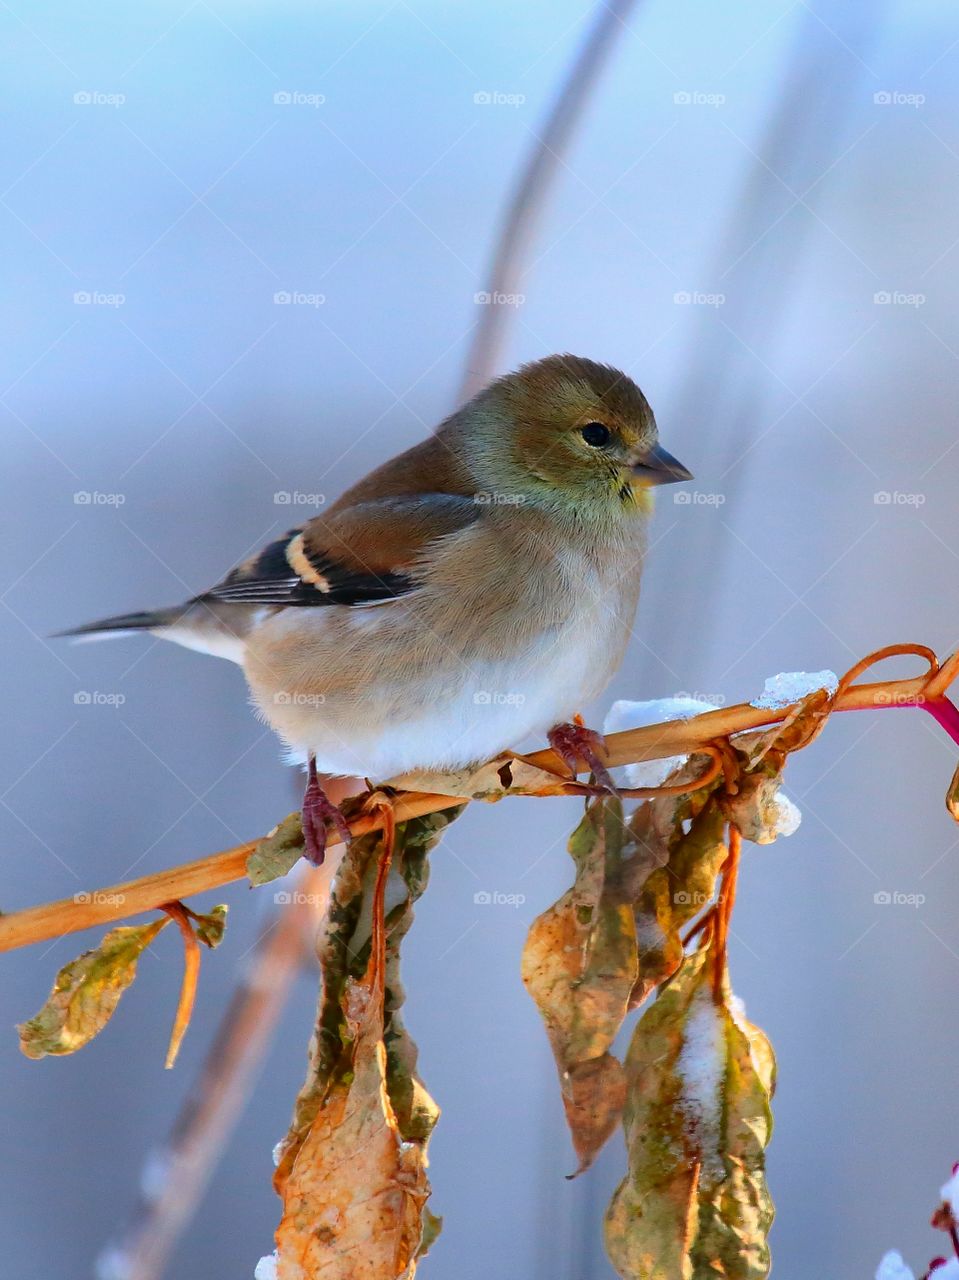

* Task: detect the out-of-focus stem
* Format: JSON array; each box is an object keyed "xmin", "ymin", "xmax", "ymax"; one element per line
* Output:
[{"xmin": 458, "ymin": 0, "xmax": 640, "ymax": 401}]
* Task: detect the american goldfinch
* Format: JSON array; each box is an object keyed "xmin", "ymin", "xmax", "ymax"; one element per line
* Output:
[{"xmin": 63, "ymin": 354, "xmax": 691, "ymax": 861}]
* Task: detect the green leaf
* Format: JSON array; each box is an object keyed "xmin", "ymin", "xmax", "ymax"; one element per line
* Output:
[
  {"xmin": 246, "ymin": 813, "xmax": 304, "ymax": 885},
  {"xmin": 605, "ymin": 943, "xmax": 776, "ymax": 1280},
  {"xmin": 19, "ymin": 918, "xmax": 169, "ymax": 1059},
  {"xmin": 192, "ymin": 903, "xmax": 228, "ymax": 949}
]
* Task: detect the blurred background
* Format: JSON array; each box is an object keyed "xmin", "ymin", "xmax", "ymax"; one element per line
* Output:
[{"xmin": 2, "ymin": 0, "xmax": 959, "ymax": 1276}]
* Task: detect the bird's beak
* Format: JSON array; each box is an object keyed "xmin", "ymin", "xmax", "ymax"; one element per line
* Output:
[{"xmin": 630, "ymin": 442, "xmax": 693, "ymax": 485}]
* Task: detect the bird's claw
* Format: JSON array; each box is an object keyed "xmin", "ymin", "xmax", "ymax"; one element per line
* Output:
[
  {"xmin": 548, "ymin": 721, "xmax": 618, "ymax": 795},
  {"xmin": 302, "ymin": 772, "xmax": 352, "ymax": 866}
]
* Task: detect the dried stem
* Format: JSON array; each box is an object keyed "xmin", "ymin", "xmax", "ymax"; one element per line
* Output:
[
  {"xmin": 161, "ymin": 902, "xmax": 201, "ymax": 1070},
  {"xmin": 712, "ymin": 827, "xmax": 741, "ymax": 1002},
  {"xmin": 3, "ymin": 645, "xmax": 958, "ymax": 955}
]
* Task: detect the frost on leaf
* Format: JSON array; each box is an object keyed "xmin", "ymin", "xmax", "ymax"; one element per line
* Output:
[
  {"xmin": 521, "ymin": 796, "xmax": 638, "ymax": 1173},
  {"xmin": 18, "ymin": 918, "xmax": 169, "ymax": 1058},
  {"xmin": 271, "ymin": 809, "xmax": 460, "ymax": 1279},
  {"xmin": 605, "ymin": 943, "xmax": 776, "ymax": 1280}
]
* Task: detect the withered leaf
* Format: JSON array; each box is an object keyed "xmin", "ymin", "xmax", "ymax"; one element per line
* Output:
[
  {"xmin": 19, "ymin": 917, "xmax": 169, "ymax": 1059},
  {"xmin": 247, "ymin": 813, "xmax": 305, "ymax": 886},
  {"xmin": 562, "ymin": 1054, "xmax": 628, "ymax": 1177},
  {"xmin": 274, "ymin": 976, "xmax": 431, "ymax": 1280},
  {"xmin": 947, "ymin": 759, "xmax": 959, "ymax": 822},
  {"xmin": 272, "ymin": 810, "xmax": 460, "ymax": 1278},
  {"xmin": 522, "ymin": 796, "xmax": 638, "ymax": 1172},
  {"xmin": 605, "ymin": 943, "xmax": 775, "ymax": 1280},
  {"xmin": 192, "ymin": 903, "xmax": 228, "ymax": 949},
  {"xmin": 388, "ymin": 753, "xmax": 578, "ymax": 801},
  {"xmin": 631, "ymin": 794, "xmax": 728, "ymax": 1007}
]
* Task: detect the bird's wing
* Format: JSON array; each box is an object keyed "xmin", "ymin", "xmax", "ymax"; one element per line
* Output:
[{"xmin": 200, "ymin": 494, "xmax": 480, "ymax": 608}]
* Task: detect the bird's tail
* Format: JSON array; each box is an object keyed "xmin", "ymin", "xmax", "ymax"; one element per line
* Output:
[{"xmin": 54, "ymin": 606, "xmax": 185, "ymax": 640}]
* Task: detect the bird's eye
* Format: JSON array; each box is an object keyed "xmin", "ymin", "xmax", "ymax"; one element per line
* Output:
[{"xmin": 580, "ymin": 422, "xmax": 611, "ymax": 448}]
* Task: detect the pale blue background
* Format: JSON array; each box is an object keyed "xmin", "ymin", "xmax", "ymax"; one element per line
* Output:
[{"xmin": 2, "ymin": 1, "xmax": 959, "ymax": 1277}]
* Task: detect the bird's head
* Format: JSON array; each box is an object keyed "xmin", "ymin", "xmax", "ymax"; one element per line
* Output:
[{"xmin": 460, "ymin": 354, "xmax": 691, "ymax": 519}]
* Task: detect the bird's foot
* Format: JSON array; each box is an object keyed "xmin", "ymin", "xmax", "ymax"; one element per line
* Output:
[
  {"xmin": 302, "ymin": 767, "xmax": 352, "ymax": 866},
  {"xmin": 548, "ymin": 719, "xmax": 618, "ymax": 795}
]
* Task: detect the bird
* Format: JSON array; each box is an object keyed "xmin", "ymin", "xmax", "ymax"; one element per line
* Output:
[{"xmin": 61, "ymin": 354, "xmax": 691, "ymax": 863}]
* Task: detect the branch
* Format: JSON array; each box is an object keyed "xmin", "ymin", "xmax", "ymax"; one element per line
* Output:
[{"xmin": 2, "ymin": 645, "xmax": 956, "ymax": 955}]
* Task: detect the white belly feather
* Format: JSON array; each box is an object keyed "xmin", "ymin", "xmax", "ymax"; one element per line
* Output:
[{"xmin": 245, "ymin": 565, "xmax": 638, "ymax": 781}]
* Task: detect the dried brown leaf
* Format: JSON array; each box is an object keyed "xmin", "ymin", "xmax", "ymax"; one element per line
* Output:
[{"xmin": 271, "ymin": 811, "xmax": 459, "ymax": 1278}]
